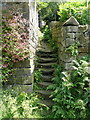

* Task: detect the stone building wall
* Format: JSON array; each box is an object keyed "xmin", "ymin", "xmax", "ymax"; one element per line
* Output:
[
  {"xmin": 2, "ymin": 1, "xmax": 38, "ymax": 93},
  {"xmin": 50, "ymin": 16, "xmax": 90, "ymax": 72}
]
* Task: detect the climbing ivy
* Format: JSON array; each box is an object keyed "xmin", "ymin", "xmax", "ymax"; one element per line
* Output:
[{"xmin": 2, "ymin": 8, "xmax": 29, "ymax": 83}]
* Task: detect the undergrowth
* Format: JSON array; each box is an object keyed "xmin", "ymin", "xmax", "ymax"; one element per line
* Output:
[
  {"xmin": 1, "ymin": 90, "xmax": 49, "ymax": 119},
  {"xmin": 47, "ymin": 56, "xmax": 90, "ymax": 119}
]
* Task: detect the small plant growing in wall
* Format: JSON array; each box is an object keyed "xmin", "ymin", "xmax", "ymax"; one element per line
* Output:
[
  {"xmin": 65, "ymin": 41, "xmax": 80, "ymax": 57},
  {"xmin": 34, "ymin": 70, "xmax": 42, "ymax": 90}
]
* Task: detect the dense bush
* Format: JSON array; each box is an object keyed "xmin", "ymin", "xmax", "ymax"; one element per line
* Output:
[
  {"xmin": 37, "ymin": 2, "xmax": 59, "ymax": 25},
  {"xmin": 58, "ymin": 1, "xmax": 90, "ymax": 25},
  {"xmin": 48, "ymin": 57, "xmax": 90, "ymax": 118}
]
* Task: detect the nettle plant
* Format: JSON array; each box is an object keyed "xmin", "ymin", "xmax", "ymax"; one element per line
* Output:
[
  {"xmin": 48, "ymin": 57, "xmax": 90, "ymax": 118},
  {"xmin": 2, "ymin": 11, "xmax": 29, "ymax": 82}
]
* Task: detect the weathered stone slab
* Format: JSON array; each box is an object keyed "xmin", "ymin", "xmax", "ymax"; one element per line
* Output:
[
  {"xmin": 6, "ymin": 84, "xmax": 33, "ymax": 94},
  {"xmin": 13, "ymin": 59, "xmax": 30, "ymax": 68},
  {"xmin": 66, "ymin": 33, "xmax": 76, "ymax": 39},
  {"xmin": 66, "ymin": 26, "xmax": 78, "ymax": 32},
  {"xmin": 78, "ymin": 53, "xmax": 89, "ymax": 59},
  {"xmin": 64, "ymin": 54, "xmax": 75, "ymax": 62},
  {"xmin": 8, "ymin": 75, "xmax": 32, "ymax": 84},
  {"xmin": 65, "ymin": 38, "xmax": 75, "ymax": 47},
  {"xmin": 12, "ymin": 68, "xmax": 31, "ymax": 76},
  {"xmin": 65, "ymin": 63, "xmax": 74, "ymax": 70},
  {"xmin": 78, "ymin": 25, "xmax": 87, "ymax": 32},
  {"xmin": 79, "ymin": 46, "xmax": 90, "ymax": 53}
]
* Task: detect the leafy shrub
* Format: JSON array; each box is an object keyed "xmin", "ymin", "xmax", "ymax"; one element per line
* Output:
[
  {"xmin": 48, "ymin": 58, "xmax": 90, "ymax": 118},
  {"xmin": 43, "ymin": 25, "xmax": 57, "ymax": 50},
  {"xmin": 38, "ymin": 2, "xmax": 59, "ymax": 25},
  {"xmin": 58, "ymin": 1, "xmax": 90, "ymax": 25}
]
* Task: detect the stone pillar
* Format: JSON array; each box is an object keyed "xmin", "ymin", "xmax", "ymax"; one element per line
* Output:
[{"xmin": 63, "ymin": 16, "xmax": 80, "ymax": 70}]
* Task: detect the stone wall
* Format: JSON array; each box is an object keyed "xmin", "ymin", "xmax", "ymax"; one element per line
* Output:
[
  {"xmin": 50, "ymin": 16, "xmax": 90, "ymax": 73},
  {"xmin": 2, "ymin": 2, "xmax": 38, "ymax": 93}
]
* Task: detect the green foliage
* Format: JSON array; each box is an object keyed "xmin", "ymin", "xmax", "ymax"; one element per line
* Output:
[
  {"xmin": 66, "ymin": 41, "xmax": 80, "ymax": 56},
  {"xmin": 1, "ymin": 90, "xmax": 48, "ymax": 118},
  {"xmin": 2, "ymin": 8, "xmax": 29, "ymax": 83},
  {"xmin": 43, "ymin": 25, "xmax": 52, "ymax": 41},
  {"xmin": 34, "ymin": 70, "xmax": 42, "ymax": 90},
  {"xmin": 37, "ymin": 2, "xmax": 59, "ymax": 24},
  {"xmin": 48, "ymin": 58, "xmax": 90, "ymax": 118},
  {"xmin": 34, "ymin": 70, "xmax": 42, "ymax": 82},
  {"xmin": 58, "ymin": 1, "xmax": 90, "ymax": 25},
  {"xmin": 43, "ymin": 25, "xmax": 57, "ymax": 50}
]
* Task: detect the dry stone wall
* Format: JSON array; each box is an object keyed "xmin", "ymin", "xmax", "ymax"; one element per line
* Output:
[{"xmin": 50, "ymin": 16, "xmax": 90, "ymax": 71}]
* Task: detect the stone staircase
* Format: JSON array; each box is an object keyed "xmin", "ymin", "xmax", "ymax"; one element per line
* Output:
[{"xmin": 35, "ymin": 41, "xmax": 58, "ymax": 106}]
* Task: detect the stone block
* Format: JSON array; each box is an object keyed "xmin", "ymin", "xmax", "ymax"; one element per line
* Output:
[
  {"xmin": 66, "ymin": 26, "xmax": 78, "ymax": 33},
  {"xmin": 58, "ymin": 44, "xmax": 65, "ymax": 52},
  {"xmin": 13, "ymin": 59, "xmax": 30, "ymax": 68},
  {"xmin": 79, "ymin": 37, "xmax": 89, "ymax": 46},
  {"xmin": 66, "ymin": 33, "xmax": 76, "ymax": 39},
  {"xmin": 65, "ymin": 38, "xmax": 75, "ymax": 47},
  {"xmin": 6, "ymin": 84, "xmax": 33, "ymax": 94},
  {"xmin": 78, "ymin": 53, "xmax": 89, "ymax": 59},
  {"xmin": 65, "ymin": 62, "xmax": 74, "ymax": 70},
  {"xmin": 64, "ymin": 54, "xmax": 75, "ymax": 62},
  {"xmin": 58, "ymin": 53, "xmax": 65, "ymax": 62},
  {"xmin": 79, "ymin": 46, "xmax": 90, "ymax": 53},
  {"xmin": 8, "ymin": 75, "xmax": 32, "ymax": 84},
  {"xmin": 78, "ymin": 25, "xmax": 87, "ymax": 33},
  {"xmin": 12, "ymin": 68, "xmax": 31, "ymax": 76}
]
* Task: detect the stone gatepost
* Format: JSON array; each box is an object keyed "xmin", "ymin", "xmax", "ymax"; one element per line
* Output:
[
  {"xmin": 63, "ymin": 16, "xmax": 80, "ymax": 70},
  {"xmin": 50, "ymin": 16, "xmax": 90, "ymax": 87}
]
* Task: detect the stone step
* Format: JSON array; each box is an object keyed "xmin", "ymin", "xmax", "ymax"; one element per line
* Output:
[
  {"xmin": 37, "ymin": 62, "xmax": 57, "ymax": 68},
  {"xmin": 38, "ymin": 82, "xmax": 53, "ymax": 88},
  {"xmin": 37, "ymin": 48, "xmax": 55, "ymax": 53},
  {"xmin": 41, "ymin": 99, "xmax": 54, "ymax": 107},
  {"xmin": 37, "ymin": 50, "xmax": 56, "ymax": 54},
  {"xmin": 41, "ymin": 75, "xmax": 52, "ymax": 82},
  {"xmin": 37, "ymin": 57, "xmax": 57, "ymax": 63},
  {"xmin": 36, "ymin": 90, "xmax": 52, "ymax": 99},
  {"xmin": 37, "ymin": 52, "xmax": 57, "ymax": 58},
  {"xmin": 36, "ymin": 68, "xmax": 54, "ymax": 75}
]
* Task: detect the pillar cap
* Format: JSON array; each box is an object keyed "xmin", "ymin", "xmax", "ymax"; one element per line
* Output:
[{"xmin": 63, "ymin": 16, "xmax": 79, "ymax": 26}]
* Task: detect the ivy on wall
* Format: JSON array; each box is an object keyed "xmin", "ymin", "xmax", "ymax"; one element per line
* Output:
[{"xmin": 2, "ymin": 6, "xmax": 29, "ymax": 82}]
